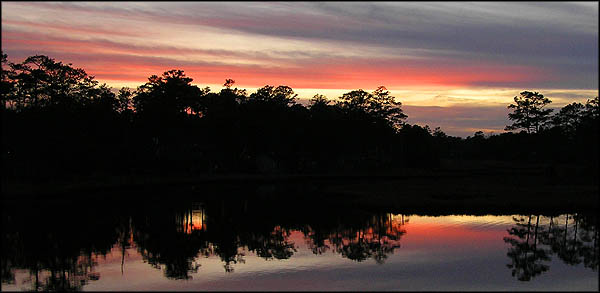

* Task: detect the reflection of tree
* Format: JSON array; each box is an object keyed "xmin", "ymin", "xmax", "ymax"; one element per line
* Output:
[
  {"xmin": 114, "ymin": 215, "xmax": 133, "ymax": 275},
  {"xmin": 208, "ymin": 233, "xmax": 245, "ymax": 273},
  {"xmin": 504, "ymin": 215, "xmax": 551, "ymax": 281},
  {"xmin": 195, "ymin": 200, "xmax": 406, "ymax": 270},
  {"xmin": 303, "ymin": 226, "xmax": 331, "ymax": 255},
  {"xmin": 8, "ymin": 197, "xmax": 596, "ymax": 290},
  {"xmin": 555, "ymin": 214, "xmax": 582, "ymax": 266},
  {"xmin": 36, "ymin": 254, "xmax": 100, "ymax": 292},
  {"xmin": 576, "ymin": 214, "xmax": 599, "ymax": 271},
  {"xmin": 505, "ymin": 213, "xmax": 599, "ymax": 281},
  {"xmin": 541, "ymin": 214, "xmax": 599, "ymax": 271},
  {"xmin": 131, "ymin": 209, "xmax": 204, "ymax": 279},
  {"xmin": 304, "ymin": 214, "xmax": 406, "ymax": 263},
  {"xmin": 371, "ymin": 214, "xmax": 407, "ymax": 264},
  {"xmin": 245, "ymin": 226, "xmax": 297, "ymax": 260},
  {"xmin": 199, "ymin": 200, "xmax": 247, "ymax": 273},
  {"xmin": 339, "ymin": 236, "xmax": 372, "ymax": 262},
  {"xmin": 1, "ymin": 203, "xmax": 118, "ymax": 291}
]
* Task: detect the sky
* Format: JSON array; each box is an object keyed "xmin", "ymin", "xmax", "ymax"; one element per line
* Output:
[{"xmin": 1, "ymin": 2, "xmax": 598, "ymax": 137}]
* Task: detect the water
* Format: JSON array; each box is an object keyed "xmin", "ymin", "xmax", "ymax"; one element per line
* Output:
[{"xmin": 1, "ymin": 187, "xmax": 598, "ymax": 291}]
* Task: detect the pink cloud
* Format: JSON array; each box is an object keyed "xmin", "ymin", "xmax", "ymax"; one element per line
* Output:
[{"xmin": 2, "ymin": 34, "xmax": 553, "ymax": 90}]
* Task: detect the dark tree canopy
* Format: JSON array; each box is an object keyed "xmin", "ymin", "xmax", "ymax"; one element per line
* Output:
[
  {"xmin": 583, "ymin": 97, "xmax": 599, "ymax": 120},
  {"xmin": 552, "ymin": 102, "xmax": 585, "ymax": 136},
  {"xmin": 505, "ymin": 91, "xmax": 553, "ymax": 134},
  {"xmin": 3, "ymin": 55, "xmax": 100, "ymax": 111},
  {"xmin": 309, "ymin": 94, "xmax": 330, "ymax": 108},
  {"xmin": 1, "ymin": 53, "xmax": 598, "ymax": 184},
  {"xmin": 336, "ymin": 86, "xmax": 406, "ymax": 129},
  {"xmin": 133, "ymin": 69, "xmax": 204, "ymax": 119},
  {"xmin": 116, "ymin": 87, "xmax": 134, "ymax": 114},
  {"xmin": 248, "ymin": 85, "xmax": 297, "ymax": 106},
  {"xmin": 1, "ymin": 53, "xmax": 16, "ymax": 112},
  {"xmin": 218, "ymin": 79, "xmax": 247, "ymax": 104},
  {"xmin": 371, "ymin": 86, "xmax": 407, "ymax": 128}
]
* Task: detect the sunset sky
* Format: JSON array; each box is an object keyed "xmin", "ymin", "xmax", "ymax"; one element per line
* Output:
[{"xmin": 2, "ymin": 2, "xmax": 598, "ymax": 136}]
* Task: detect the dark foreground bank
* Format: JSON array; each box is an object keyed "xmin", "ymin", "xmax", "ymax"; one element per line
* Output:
[{"xmin": 3, "ymin": 167, "xmax": 597, "ymax": 216}]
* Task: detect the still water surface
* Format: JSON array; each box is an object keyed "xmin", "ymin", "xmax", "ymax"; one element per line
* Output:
[{"xmin": 2, "ymin": 191, "xmax": 598, "ymax": 291}]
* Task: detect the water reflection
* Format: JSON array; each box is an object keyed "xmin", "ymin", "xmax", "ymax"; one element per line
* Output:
[
  {"xmin": 504, "ymin": 214, "xmax": 599, "ymax": 281},
  {"xmin": 504, "ymin": 215, "xmax": 552, "ymax": 281},
  {"xmin": 136, "ymin": 199, "xmax": 408, "ymax": 275},
  {"xmin": 1, "ymin": 203, "xmax": 119, "ymax": 291},
  {"xmin": 1, "ymin": 194, "xmax": 597, "ymax": 291},
  {"xmin": 305, "ymin": 214, "xmax": 406, "ymax": 264}
]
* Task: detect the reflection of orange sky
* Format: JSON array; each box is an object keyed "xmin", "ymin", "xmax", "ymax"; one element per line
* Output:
[
  {"xmin": 191, "ymin": 209, "xmax": 205, "ymax": 231},
  {"xmin": 400, "ymin": 216, "xmax": 510, "ymax": 249},
  {"xmin": 3, "ymin": 214, "xmax": 517, "ymax": 292},
  {"xmin": 319, "ymin": 215, "xmax": 502, "ymax": 249},
  {"xmin": 305, "ymin": 214, "xmax": 508, "ymax": 250},
  {"xmin": 180, "ymin": 212, "xmax": 505, "ymax": 250},
  {"xmin": 407, "ymin": 223, "xmax": 500, "ymax": 243},
  {"xmin": 180, "ymin": 209, "xmax": 206, "ymax": 234}
]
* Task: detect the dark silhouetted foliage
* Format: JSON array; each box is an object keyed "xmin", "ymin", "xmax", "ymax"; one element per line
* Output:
[
  {"xmin": 505, "ymin": 91, "xmax": 553, "ymax": 134},
  {"xmin": 1, "ymin": 53, "xmax": 598, "ymax": 186}
]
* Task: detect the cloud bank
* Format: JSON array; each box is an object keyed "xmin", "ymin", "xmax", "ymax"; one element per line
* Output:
[{"xmin": 1, "ymin": 2, "xmax": 597, "ymax": 136}]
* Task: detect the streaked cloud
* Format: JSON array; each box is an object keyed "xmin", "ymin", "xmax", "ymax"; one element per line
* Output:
[{"xmin": 1, "ymin": 1, "xmax": 597, "ymax": 136}]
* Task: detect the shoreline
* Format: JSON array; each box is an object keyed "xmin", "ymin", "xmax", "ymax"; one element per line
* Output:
[{"xmin": 2, "ymin": 169, "xmax": 597, "ymax": 214}]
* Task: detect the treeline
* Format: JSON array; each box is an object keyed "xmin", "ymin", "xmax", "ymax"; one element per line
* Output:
[
  {"xmin": 447, "ymin": 91, "xmax": 598, "ymax": 170},
  {"xmin": 1, "ymin": 54, "xmax": 598, "ymax": 181}
]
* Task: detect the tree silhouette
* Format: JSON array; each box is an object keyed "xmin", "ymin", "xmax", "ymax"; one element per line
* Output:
[
  {"xmin": 116, "ymin": 87, "xmax": 134, "ymax": 114},
  {"xmin": 1, "ymin": 52, "xmax": 16, "ymax": 111},
  {"xmin": 583, "ymin": 97, "xmax": 599, "ymax": 120},
  {"xmin": 308, "ymin": 94, "xmax": 330, "ymax": 108},
  {"xmin": 552, "ymin": 102, "xmax": 585, "ymax": 137},
  {"xmin": 5, "ymin": 55, "xmax": 99, "ymax": 110},
  {"xmin": 336, "ymin": 86, "xmax": 406, "ymax": 129},
  {"xmin": 505, "ymin": 91, "xmax": 553, "ymax": 134},
  {"xmin": 248, "ymin": 85, "xmax": 297, "ymax": 106},
  {"xmin": 2, "ymin": 52, "xmax": 598, "ymax": 185},
  {"xmin": 220, "ymin": 79, "xmax": 247, "ymax": 102},
  {"xmin": 133, "ymin": 69, "xmax": 203, "ymax": 119},
  {"xmin": 371, "ymin": 86, "xmax": 407, "ymax": 128}
]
